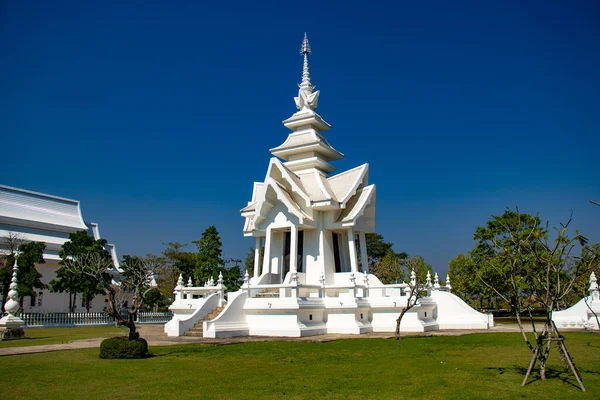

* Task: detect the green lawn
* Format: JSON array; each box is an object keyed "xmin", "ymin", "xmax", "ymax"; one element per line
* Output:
[
  {"xmin": 0, "ymin": 325, "xmax": 128, "ymax": 348},
  {"xmin": 1, "ymin": 332, "xmax": 599, "ymax": 399}
]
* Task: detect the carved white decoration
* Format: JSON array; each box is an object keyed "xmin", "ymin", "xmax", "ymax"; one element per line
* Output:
[{"xmin": 294, "ymin": 33, "xmax": 320, "ymax": 111}]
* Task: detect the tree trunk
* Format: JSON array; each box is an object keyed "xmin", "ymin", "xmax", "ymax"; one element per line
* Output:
[{"xmin": 395, "ymin": 307, "xmax": 410, "ymax": 340}]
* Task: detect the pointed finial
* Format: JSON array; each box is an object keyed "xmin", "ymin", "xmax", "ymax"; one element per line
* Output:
[
  {"xmin": 300, "ymin": 32, "xmax": 311, "ymax": 55},
  {"xmin": 434, "ymin": 272, "xmax": 440, "ymax": 289},
  {"xmin": 187, "ymin": 277, "xmax": 193, "ymax": 287},
  {"xmin": 294, "ymin": 33, "xmax": 321, "ymax": 111},
  {"xmin": 446, "ymin": 274, "xmax": 452, "ymax": 292},
  {"xmin": 300, "ymin": 33, "xmax": 313, "ymax": 93},
  {"xmin": 426, "ymin": 271, "xmax": 432, "ymax": 288},
  {"xmin": 410, "ymin": 269, "xmax": 416, "ymax": 287}
]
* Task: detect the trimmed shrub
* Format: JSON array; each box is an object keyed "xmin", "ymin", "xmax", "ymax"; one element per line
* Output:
[{"xmin": 100, "ymin": 336, "xmax": 149, "ymax": 359}]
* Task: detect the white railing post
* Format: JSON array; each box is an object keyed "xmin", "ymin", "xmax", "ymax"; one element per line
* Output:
[
  {"xmin": 290, "ymin": 271, "xmax": 299, "ymax": 298},
  {"xmin": 319, "ymin": 272, "xmax": 326, "ymax": 298},
  {"xmin": 348, "ymin": 273, "xmax": 357, "ymax": 298},
  {"xmin": 217, "ymin": 271, "xmax": 225, "ymax": 306}
]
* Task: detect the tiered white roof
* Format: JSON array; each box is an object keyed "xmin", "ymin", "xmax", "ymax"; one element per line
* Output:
[
  {"xmin": 242, "ymin": 34, "xmax": 376, "ymax": 234},
  {"xmin": 0, "ymin": 185, "xmax": 120, "ymax": 269},
  {"xmin": 0, "ymin": 185, "xmax": 88, "ymax": 232}
]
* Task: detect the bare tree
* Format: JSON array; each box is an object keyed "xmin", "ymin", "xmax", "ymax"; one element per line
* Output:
[
  {"xmin": 0, "ymin": 232, "xmax": 25, "ymax": 257},
  {"xmin": 64, "ymin": 253, "xmax": 154, "ymax": 340},
  {"xmin": 144, "ymin": 253, "xmax": 180, "ymax": 303},
  {"xmin": 395, "ymin": 256, "xmax": 427, "ymax": 340}
]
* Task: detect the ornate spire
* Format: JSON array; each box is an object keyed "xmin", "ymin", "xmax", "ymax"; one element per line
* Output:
[
  {"xmin": 294, "ymin": 33, "xmax": 320, "ymax": 111},
  {"xmin": 300, "ymin": 33, "xmax": 313, "ymax": 93},
  {"xmin": 0, "ymin": 255, "xmax": 25, "ymax": 339},
  {"xmin": 4, "ymin": 259, "xmax": 20, "ymax": 317}
]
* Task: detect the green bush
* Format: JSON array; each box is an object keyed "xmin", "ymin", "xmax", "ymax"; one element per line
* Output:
[{"xmin": 99, "ymin": 336, "xmax": 149, "ymax": 359}]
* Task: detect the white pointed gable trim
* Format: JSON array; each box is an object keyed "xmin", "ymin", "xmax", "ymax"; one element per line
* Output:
[
  {"xmin": 268, "ymin": 178, "xmax": 312, "ymax": 223},
  {"xmin": 251, "ymin": 177, "xmax": 313, "ymax": 227},
  {"xmin": 266, "ymin": 158, "xmax": 311, "ymax": 208},
  {"xmin": 328, "ymin": 163, "xmax": 369, "ymax": 208},
  {"xmin": 337, "ymin": 184, "xmax": 376, "ymax": 225}
]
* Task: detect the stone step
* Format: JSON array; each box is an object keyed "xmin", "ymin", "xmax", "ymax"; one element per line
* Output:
[
  {"xmin": 183, "ymin": 305, "xmax": 226, "ymax": 337},
  {"xmin": 184, "ymin": 331, "xmax": 204, "ymax": 337},
  {"xmin": 255, "ymin": 292, "xmax": 279, "ymax": 298}
]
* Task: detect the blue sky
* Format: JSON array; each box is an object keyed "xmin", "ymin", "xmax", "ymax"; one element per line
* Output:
[{"xmin": 2, "ymin": 1, "xmax": 599, "ymax": 273}]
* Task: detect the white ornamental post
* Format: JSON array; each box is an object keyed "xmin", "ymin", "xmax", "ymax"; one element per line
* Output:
[
  {"xmin": 589, "ymin": 272, "xmax": 599, "ymax": 302},
  {"xmin": 348, "ymin": 272, "xmax": 357, "ymax": 298},
  {"xmin": 175, "ymin": 274, "xmax": 184, "ymax": 303},
  {"xmin": 433, "ymin": 272, "xmax": 440, "ymax": 290},
  {"xmin": 0, "ymin": 257, "xmax": 25, "ymax": 340},
  {"xmin": 242, "ymin": 270, "xmax": 250, "ymax": 294},
  {"xmin": 446, "ymin": 274, "xmax": 452, "ymax": 292},
  {"xmin": 319, "ymin": 272, "xmax": 326, "ymax": 298},
  {"xmin": 217, "ymin": 271, "xmax": 225, "ymax": 306},
  {"xmin": 290, "ymin": 271, "xmax": 299, "ymax": 298},
  {"xmin": 426, "ymin": 271, "xmax": 432, "ymax": 289}
]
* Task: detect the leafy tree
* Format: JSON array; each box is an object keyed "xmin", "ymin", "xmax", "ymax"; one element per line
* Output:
[
  {"xmin": 467, "ymin": 208, "xmax": 600, "ymax": 389},
  {"xmin": 364, "ymin": 233, "xmax": 393, "ymax": 269},
  {"xmin": 162, "ymin": 242, "xmax": 195, "ymax": 281},
  {"xmin": 143, "ymin": 288, "xmax": 164, "ymax": 311},
  {"xmin": 371, "ymin": 249, "xmax": 406, "ymax": 284},
  {"xmin": 214, "ymin": 264, "xmax": 242, "ymax": 291},
  {"xmin": 1, "ymin": 241, "xmax": 46, "ymax": 310},
  {"xmin": 471, "ymin": 208, "xmax": 546, "ymax": 312},
  {"xmin": 192, "ymin": 226, "xmax": 223, "ymax": 285},
  {"xmin": 51, "ymin": 230, "xmax": 109, "ymax": 312},
  {"xmin": 448, "ymin": 253, "xmax": 497, "ymax": 308}
]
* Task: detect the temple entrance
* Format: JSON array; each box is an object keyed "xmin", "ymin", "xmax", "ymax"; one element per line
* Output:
[{"xmin": 282, "ymin": 230, "xmax": 304, "ymax": 282}]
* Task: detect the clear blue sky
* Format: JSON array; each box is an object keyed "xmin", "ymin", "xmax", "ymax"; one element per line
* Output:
[{"xmin": 2, "ymin": 1, "xmax": 599, "ymax": 273}]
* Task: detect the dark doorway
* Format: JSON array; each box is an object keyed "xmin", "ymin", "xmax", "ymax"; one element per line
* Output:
[
  {"xmin": 284, "ymin": 230, "xmax": 304, "ymax": 277},
  {"xmin": 332, "ymin": 232, "xmax": 342, "ymax": 273}
]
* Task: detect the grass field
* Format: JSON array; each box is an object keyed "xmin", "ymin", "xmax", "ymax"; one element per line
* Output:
[
  {"xmin": 0, "ymin": 325, "xmax": 128, "ymax": 348},
  {"xmin": 1, "ymin": 332, "xmax": 599, "ymax": 399}
]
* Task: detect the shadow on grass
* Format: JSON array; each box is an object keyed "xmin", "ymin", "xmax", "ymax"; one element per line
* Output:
[{"xmin": 486, "ymin": 364, "xmax": 596, "ymax": 390}]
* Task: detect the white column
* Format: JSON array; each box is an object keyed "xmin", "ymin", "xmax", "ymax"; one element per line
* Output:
[
  {"xmin": 348, "ymin": 228, "xmax": 358, "ymax": 274},
  {"xmin": 290, "ymin": 225, "xmax": 298, "ymax": 274},
  {"xmin": 263, "ymin": 227, "xmax": 272, "ymax": 275},
  {"xmin": 254, "ymin": 236, "xmax": 262, "ymax": 279},
  {"xmin": 359, "ymin": 231, "xmax": 368, "ymax": 274}
]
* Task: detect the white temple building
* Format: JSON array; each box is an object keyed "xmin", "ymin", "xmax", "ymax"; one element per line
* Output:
[
  {"xmin": 165, "ymin": 35, "xmax": 493, "ymax": 338},
  {"xmin": 0, "ymin": 184, "xmax": 122, "ymax": 312},
  {"xmin": 552, "ymin": 272, "xmax": 600, "ymax": 330}
]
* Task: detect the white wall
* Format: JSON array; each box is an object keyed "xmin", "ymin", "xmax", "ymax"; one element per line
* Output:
[{"xmin": 18, "ymin": 260, "xmax": 109, "ymax": 313}]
